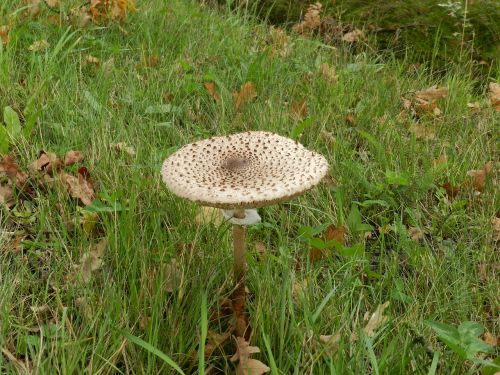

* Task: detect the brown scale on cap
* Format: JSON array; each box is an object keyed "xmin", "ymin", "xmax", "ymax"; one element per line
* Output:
[{"xmin": 161, "ymin": 131, "xmax": 329, "ymax": 209}]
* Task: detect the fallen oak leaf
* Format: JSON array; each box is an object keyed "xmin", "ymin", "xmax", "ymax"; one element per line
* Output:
[
  {"xmin": 319, "ymin": 63, "xmax": 338, "ymax": 83},
  {"xmin": 233, "ymin": 82, "xmax": 257, "ymax": 112},
  {"xmin": 0, "ymin": 184, "xmax": 15, "ymax": 208},
  {"xmin": 85, "ymin": 55, "xmax": 100, "ymax": 66},
  {"xmin": 64, "ymin": 150, "xmax": 84, "ymax": 166},
  {"xmin": 59, "ymin": 171, "xmax": 95, "ymax": 206},
  {"xmin": 28, "ymin": 39, "xmax": 50, "ymax": 52},
  {"xmin": 80, "ymin": 238, "xmax": 108, "ymax": 283},
  {"xmin": 415, "ymin": 86, "xmax": 448, "ymax": 101},
  {"xmin": 292, "ymin": 2, "xmax": 322, "ymax": 34},
  {"xmin": 466, "ymin": 161, "xmax": 493, "ymax": 193},
  {"xmin": 230, "ymin": 337, "xmax": 270, "ymax": 375},
  {"xmin": 441, "ymin": 182, "xmax": 460, "ymax": 199},
  {"xmin": 364, "ymin": 301, "xmax": 390, "ymax": 337},
  {"xmin": 409, "ymin": 123, "xmax": 435, "ymax": 140},
  {"xmin": 205, "ymin": 329, "xmax": 232, "ymax": 359},
  {"xmin": 0, "ymin": 155, "xmax": 28, "ymax": 190},
  {"xmin": 23, "ymin": 0, "xmax": 41, "ymax": 18},
  {"xmin": 113, "ymin": 142, "xmax": 136, "ymax": 156},
  {"xmin": 488, "ymin": 82, "xmax": 500, "ymax": 111},
  {"xmin": 319, "ymin": 330, "xmax": 342, "ymax": 355},
  {"xmin": 203, "ymin": 81, "xmax": 221, "ymax": 102},
  {"xmin": 29, "ymin": 151, "xmax": 62, "ymax": 175},
  {"xmin": 483, "ymin": 332, "xmax": 498, "ymax": 346},
  {"xmin": 0, "ymin": 25, "xmax": 10, "ymax": 46},
  {"xmin": 491, "ymin": 216, "xmax": 500, "ymax": 242},
  {"xmin": 408, "ymin": 227, "xmax": 424, "ymax": 242},
  {"xmin": 45, "ymin": 0, "xmax": 59, "ymax": 7},
  {"xmin": 342, "ymin": 29, "xmax": 364, "ymax": 43}
]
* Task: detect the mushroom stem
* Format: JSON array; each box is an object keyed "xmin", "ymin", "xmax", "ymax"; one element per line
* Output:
[{"xmin": 232, "ymin": 208, "xmax": 247, "ymax": 337}]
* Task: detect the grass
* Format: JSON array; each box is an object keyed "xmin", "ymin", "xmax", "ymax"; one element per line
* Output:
[{"xmin": 0, "ymin": 0, "xmax": 499, "ymax": 373}]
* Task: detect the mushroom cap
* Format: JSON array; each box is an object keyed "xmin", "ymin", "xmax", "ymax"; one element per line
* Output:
[{"xmin": 161, "ymin": 131, "xmax": 329, "ymax": 209}]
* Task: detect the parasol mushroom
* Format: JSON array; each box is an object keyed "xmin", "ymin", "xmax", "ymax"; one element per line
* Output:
[{"xmin": 161, "ymin": 131, "xmax": 328, "ymax": 337}]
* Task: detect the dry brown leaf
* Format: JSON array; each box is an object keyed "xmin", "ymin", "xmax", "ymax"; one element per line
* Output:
[
  {"xmin": 23, "ymin": 0, "xmax": 41, "ymax": 18},
  {"xmin": 319, "ymin": 331, "xmax": 341, "ymax": 355},
  {"xmin": 28, "ymin": 39, "xmax": 50, "ymax": 52},
  {"xmin": 467, "ymin": 161, "xmax": 493, "ymax": 193},
  {"xmin": 59, "ymin": 172, "xmax": 95, "ymax": 206},
  {"xmin": 1, "ymin": 347, "xmax": 32, "ymax": 374},
  {"xmin": 292, "ymin": 2, "xmax": 322, "ymax": 34},
  {"xmin": 164, "ymin": 259, "xmax": 182, "ymax": 293},
  {"xmin": 415, "ymin": 86, "xmax": 448, "ymax": 101},
  {"xmin": 205, "ymin": 330, "xmax": 231, "ymax": 359},
  {"xmin": 408, "ymin": 227, "xmax": 424, "ymax": 242},
  {"xmin": 292, "ymin": 277, "xmax": 309, "ymax": 301},
  {"xmin": 290, "ymin": 99, "xmax": 308, "ymax": 120},
  {"xmin": 321, "ymin": 174, "xmax": 336, "ymax": 187},
  {"xmin": 441, "ymin": 182, "xmax": 460, "ymax": 199},
  {"xmin": 234, "ymin": 82, "xmax": 257, "ymax": 112},
  {"xmin": 71, "ymin": 6, "xmax": 92, "ymax": 27},
  {"xmin": 364, "ymin": 302, "xmax": 390, "ymax": 337},
  {"xmin": 342, "ymin": 29, "xmax": 364, "ymax": 43},
  {"xmin": 409, "ymin": 123, "xmax": 436, "ymax": 140},
  {"xmin": 269, "ymin": 26, "xmax": 290, "ymax": 57},
  {"xmin": 310, "ymin": 225, "xmax": 346, "ymax": 262},
  {"xmin": 483, "ymin": 332, "xmax": 498, "ymax": 346},
  {"xmin": 0, "ymin": 156, "xmax": 28, "ymax": 190},
  {"xmin": 230, "ymin": 337, "xmax": 270, "ymax": 375},
  {"xmin": 80, "ymin": 238, "xmax": 107, "ymax": 283},
  {"xmin": 195, "ymin": 206, "xmax": 223, "ymax": 227},
  {"xmin": 113, "ymin": 142, "xmax": 136, "ymax": 156},
  {"xmin": 345, "ymin": 112, "xmax": 355, "ymax": 126},
  {"xmin": 145, "ymin": 55, "xmax": 159, "ymax": 68},
  {"xmin": 467, "ymin": 102, "xmax": 481, "ymax": 113},
  {"xmin": 319, "ymin": 63, "xmax": 338, "ymax": 83},
  {"xmin": 0, "ymin": 185, "xmax": 14, "ymax": 208},
  {"xmin": 85, "ymin": 55, "xmax": 100, "ymax": 66},
  {"xmin": 0, "ymin": 25, "xmax": 10, "ymax": 46},
  {"xmin": 88, "ymin": 0, "xmax": 136, "ymax": 22},
  {"xmin": 29, "ymin": 151, "xmax": 62, "ymax": 174},
  {"xmin": 488, "ymin": 82, "xmax": 500, "ymax": 111},
  {"xmin": 254, "ymin": 241, "xmax": 266, "ymax": 256},
  {"xmin": 64, "ymin": 150, "xmax": 84, "ymax": 166},
  {"xmin": 45, "ymin": 0, "xmax": 59, "ymax": 7},
  {"xmin": 402, "ymin": 98, "xmax": 412, "ymax": 110},
  {"xmin": 491, "ymin": 217, "xmax": 500, "ymax": 242},
  {"xmin": 204, "ymin": 82, "xmax": 221, "ymax": 102},
  {"xmin": 433, "ymin": 154, "xmax": 447, "ymax": 168}
]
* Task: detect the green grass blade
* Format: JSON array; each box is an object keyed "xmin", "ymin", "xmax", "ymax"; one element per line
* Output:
[
  {"xmin": 198, "ymin": 292, "xmax": 208, "ymax": 375},
  {"xmin": 118, "ymin": 329, "xmax": 185, "ymax": 375}
]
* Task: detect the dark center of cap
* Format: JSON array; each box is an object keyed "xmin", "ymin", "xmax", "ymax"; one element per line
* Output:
[{"xmin": 223, "ymin": 157, "xmax": 250, "ymax": 171}]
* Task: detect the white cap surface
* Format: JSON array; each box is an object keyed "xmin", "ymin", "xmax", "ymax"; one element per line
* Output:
[{"xmin": 161, "ymin": 131, "xmax": 328, "ymax": 209}]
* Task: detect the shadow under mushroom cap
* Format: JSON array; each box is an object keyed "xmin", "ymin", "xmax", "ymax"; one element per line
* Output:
[{"xmin": 161, "ymin": 131, "xmax": 329, "ymax": 209}]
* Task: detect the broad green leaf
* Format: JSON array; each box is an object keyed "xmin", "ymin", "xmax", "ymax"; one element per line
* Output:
[
  {"xmin": 336, "ymin": 243, "xmax": 365, "ymax": 257},
  {"xmin": 385, "ymin": 170, "xmax": 410, "ymax": 186},
  {"xmin": 0, "ymin": 126, "xmax": 10, "ymax": 155},
  {"xmin": 84, "ymin": 199, "xmax": 127, "ymax": 213},
  {"xmin": 4, "ymin": 106, "xmax": 21, "ymax": 137},
  {"xmin": 291, "ymin": 117, "xmax": 313, "ymax": 140}
]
